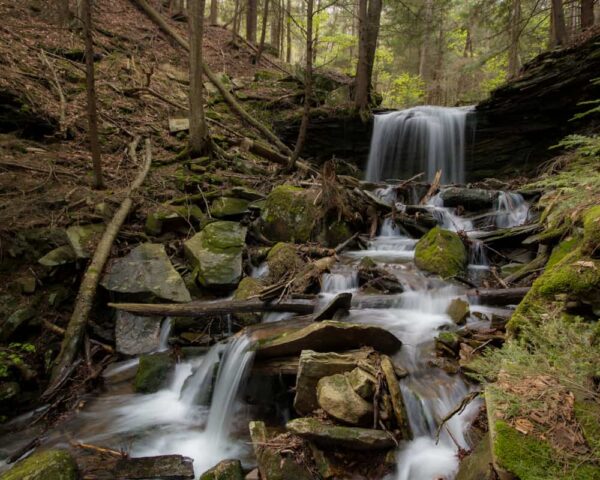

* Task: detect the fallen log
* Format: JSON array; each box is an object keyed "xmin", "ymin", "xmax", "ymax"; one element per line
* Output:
[
  {"xmin": 466, "ymin": 287, "xmax": 530, "ymax": 306},
  {"xmin": 108, "ymin": 298, "xmax": 315, "ymax": 318},
  {"xmin": 44, "ymin": 138, "xmax": 152, "ymax": 397},
  {"xmin": 312, "ymin": 292, "xmax": 352, "ymax": 321},
  {"xmin": 476, "ymin": 223, "xmax": 541, "ymax": 246}
]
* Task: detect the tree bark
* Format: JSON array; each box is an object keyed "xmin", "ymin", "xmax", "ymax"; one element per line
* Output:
[
  {"xmin": 188, "ymin": 0, "xmax": 210, "ymax": 156},
  {"xmin": 288, "ymin": 0, "xmax": 313, "ymax": 169},
  {"xmin": 82, "ymin": 0, "xmax": 104, "ymax": 189},
  {"xmin": 418, "ymin": 0, "xmax": 433, "ymax": 81},
  {"xmin": 354, "ymin": 0, "xmax": 381, "ymax": 115},
  {"xmin": 56, "ymin": 0, "xmax": 71, "ymax": 26},
  {"xmin": 581, "ymin": 0, "xmax": 595, "ymax": 29},
  {"xmin": 246, "ymin": 0, "xmax": 258, "ymax": 43},
  {"xmin": 131, "ymin": 0, "xmax": 292, "ymax": 156},
  {"xmin": 550, "ymin": 0, "xmax": 568, "ymax": 46},
  {"xmin": 232, "ymin": 0, "xmax": 241, "ymax": 39},
  {"xmin": 286, "ymin": 0, "xmax": 292, "ymax": 62},
  {"xmin": 45, "ymin": 139, "xmax": 152, "ymax": 397},
  {"xmin": 255, "ymin": 0, "xmax": 270, "ymax": 63},
  {"xmin": 507, "ymin": 0, "xmax": 521, "ymax": 79},
  {"xmin": 209, "ymin": 0, "xmax": 218, "ymax": 24},
  {"xmin": 270, "ymin": 0, "xmax": 280, "ymax": 56},
  {"xmin": 364, "ymin": 0, "xmax": 382, "ymax": 92}
]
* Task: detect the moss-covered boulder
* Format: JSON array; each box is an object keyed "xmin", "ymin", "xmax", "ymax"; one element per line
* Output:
[
  {"xmin": 184, "ymin": 221, "xmax": 247, "ymax": 288},
  {"xmin": 38, "ymin": 245, "xmax": 77, "ymax": 267},
  {"xmin": 210, "ymin": 197, "xmax": 250, "ymax": 219},
  {"xmin": 266, "ymin": 242, "xmax": 305, "ymax": 283},
  {"xmin": 414, "ymin": 227, "xmax": 467, "ymax": 278},
  {"xmin": 134, "ymin": 352, "xmax": 175, "ymax": 393},
  {"xmin": 317, "ymin": 373, "xmax": 374, "ymax": 426},
  {"xmin": 320, "ymin": 220, "xmax": 352, "ymax": 247},
  {"xmin": 446, "ymin": 298, "xmax": 470, "ymax": 325},
  {"xmin": 0, "ymin": 449, "xmax": 77, "ymax": 480},
  {"xmin": 261, "ymin": 185, "xmax": 319, "ymax": 243},
  {"xmin": 582, "ymin": 205, "xmax": 600, "ymax": 257},
  {"xmin": 199, "ymin": 459, "xmax": 244, "ymax": 480},
  {"xmin": 232, "ymin": 277, "xmax": 264, "ymax": 325},
  {"xmin": 145, "ymin": 204, "xmax": 205, "ymax": 236},
  {"xmin": 101, "ymin": 243, "xmax": 191, "ymax": 302}
]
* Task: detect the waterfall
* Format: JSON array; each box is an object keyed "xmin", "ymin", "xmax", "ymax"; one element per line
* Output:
[
  {"xmin": 366, "ymin": 106, "xmax": 470, "ymax": 184},
  {"xmin": 495, "ymin": 191, "xmax": 529, "ymax": 228}
]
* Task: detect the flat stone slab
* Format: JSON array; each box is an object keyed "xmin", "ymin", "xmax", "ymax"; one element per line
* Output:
[
  {"xmin": 115, "ymin": 311, "xmax": 162, "ymax": 356},
  {"xmin": 286, "ymin": 418, "xmax": 396, "ymax": 451},
  {"xmin": 256, "ymin": 320, "xmax": 402, "ymax": 359},
  {"xmin": 115, "ymin": 455, "xmax": 195, "ymax": 479}
]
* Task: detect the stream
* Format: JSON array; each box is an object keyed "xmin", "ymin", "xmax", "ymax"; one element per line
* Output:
[{"xmin": 0, "ymin": 106, "xmax": 531, "ymax": 479}]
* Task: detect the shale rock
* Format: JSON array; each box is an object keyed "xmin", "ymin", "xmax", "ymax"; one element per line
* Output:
[
  {"xmin": 439, "ymin": 188, "xmax": 499, "ymax": 211},
  {"xmin": 115, "ymin": 311, "xmax": 163, "ymax": 355},
  {"xmin": 210, "ymin": 197, "xmax": 250, "ymax": 218},
  {"xmin": 317, "ymin": 373, "xmax": 373, "ymax": 426},
  {"xmin": 232, "ymin": 277, "xmax": 264, "ymax": 325},
  {"xmin": 380, "ymin": 355, "xmax": 411, "ymax": 439},
  {"xmin": 200, "ymin": 459, "xmax": 244, "ymax": 480},
  {"xmin": 0, "ymin": 449, "xmax": 78, "ymax": 480},
  {"xmin": 294, "ymin": 349, "xmax": 373, "ymax": 415},
  {"xmin": 115, "ymin": 455, "xmax": 195, "ymax": 479},
  {"xmin": 286, "ymin": 418, "xmax": 396, "ymax": 450},
  {"xmin": 266, "ymin": 242, "xmax": 305, "ymax": 283},
  {"xmin": 446, "ymin": 298, "xmax": 470, "ymax": 325},
  {"xmin": 414, "ymin": 226, "xmax": 467, "ymax": 278},
  {"xmin": 256, "ymin": 321, "xmax": 402, "ymax": 358},
  {"xmin": 38, "ymin": 245, "xmax": 77, "ymax": 267},
  {"xmin": 261, "ymin": 185, "xmax": 319, "ymax": 243},
  {"xmin": 101, "ymin": 243, "xmax": 191, "ymax": 302},
  {"xmin": 145, "ymin": 204, "xmax": 205, "ymax": 236},
  {"xmin": 134, "ymin": 352, "xmax": 174, "ymax": 393},
  {"xmin": 184, "ymin": 221, "xmax": 247, "ymax": 288},
  {"xmin": 347, "ymin": 367, "xmax": 376, "ymax": 399},
  {"xmin": 358, "ymin": 257, "xmax": 403, "ymax": 293},
  {"xmin": 66, "ymin": 224, "xmax": 105, "ymax": 259}
]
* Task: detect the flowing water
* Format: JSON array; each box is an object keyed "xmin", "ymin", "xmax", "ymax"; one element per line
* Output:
[{"xmin": 366, "ymin": 106, "xmax": 470, "ymax": 184}]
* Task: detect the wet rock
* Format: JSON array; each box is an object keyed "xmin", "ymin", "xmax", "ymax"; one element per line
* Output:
[
  {"xmin": 249, "ymin": 421, "xmax": 313, "ymax": 480},
  {"xmin": 0, "ymin": 307, "xmax": 35, "ymax": 341},
  {"xmin": 101, "ymin": 243, "xmax": 191, "ymax": 302},
  {"xmin": 286, "ymin": 417, "xmax": 396, "ymax": 450},
  {"xmin": 210, "ymin": 197, "xmax": 250, "ymax": 219},
  {"xmin": 446, "ymin": 298, "xmax": 470, "ymax": 325},
  {"xmin": 256, "ymin": 321, "xmax": 402, "ymax": 359},
  {"xmin": 134, "ymin": 352, "xmax": 174, "ymax": 393},
  {"xmin": 261, "ymin": 185, "xmax": 319, "ymax": 243},
  {"xmin": 294, "ymin": 349, "xmax": 374, "ymax": 415},
  {"xmin": 312, "ymin": 292, "xmax": 352, "ymax": 321},
  {"xmin": 347, "ymin": 367, "xmax": 376, "ymax": 399},
  {"xmin": 455, "ymin": 434, "xmax": 494, "ymax": 480},
  {"xmin": 380, "ymin": 355, "xmax": 411, "ymax": 439},
  {"xmin": 184, "ymin": 221, "xmax": 247, "ymax": 288},
  {"xmin": 439, "ymin": 187, "xmax": 499, "ymax": 211},
  {"xmin": 145, "ymin": 204, "xmax": 205, "ymax": 236},
  {"xmin": 200, "ymin": 459, "xmax": 244, "ymax": 480},
  {"xmin": 320, "ymin": 220, "xmax": 352, "ymax": 248},
  {"xmin": 357, "ymin": 257, "xmax": 404, "ymax": 294},
  {"xmin": 232, "ymin": 277, "xmax": 264, "ymax": 325},
  {"xmin": 266, "ymin": 242, "xmax": 305, "ymax": 283},
  {"xmin": 0, "ymin": 449, "xmax": 78, "ymax": 480},
  {"xmin": 115, "ymin": 455, "xmax": 195, "ymax": 479},
  {"xmin": 414, "ymin": 226, "xmax": 467, "ymax": 278},
  {"xmin": 66, "ymin": 224, "xmax": 105, "ymax": 259},
  {"xmin": 115, "ymin": 311, "xmax": 163, "ymax": 356},
  {"xmin": 435, "ymin": 331, "xmax": 460, "ymax": 356},
  {"xmin": 428, "ymin": 357, "xmax": 460, "ymax": 375},
  {"xmin": 38, "ymin": 245, "xmax": 77, "ymax": 267},
  {"xmin": 317, "ymin": 373, "xmax": 373, "ymax": 426}
]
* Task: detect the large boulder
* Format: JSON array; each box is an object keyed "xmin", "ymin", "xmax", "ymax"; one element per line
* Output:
[
  {"xmin": 184, "ymin": 221, "xmax": 247, "ymax": 288},
  {"xmin": 266, "ymin": 242, "xmax": 305, "ymax": 283},
  {"xmin": 286, "ymin": 418, "xmax": 396, "ymax": 451},
  {"xmin": 256, "ymin": 321, "xmax": 402, "ymax": 359},
  {"xmin": 232, "ymin": 277, "xmax": 264, "ymax": 325},
  {"xmin": 115, "ymin": 311, "xmax": 163, "ymax": 356},
  {"xmin": 439, "ymin": 188, "xmax": 499, "ymax": 211},
  {"xmin": 294, "ymin": 349, "xmax": 374, "ymax": 415},
  {"xmin": 414, "ymin": 227, "xmax": 467, "ymax": 278},
  {"xmin": 261, "ymin": 185, "xmax": 319, "ymax": 242},
  {"xmin": 200, "ymin": 459, "xmax": 244, "ymax": 480},
  {"xmin": 210, "ymin": 197, "xmax": 250, "ymax": 219},
  {"xmin": 101, "ymin": 243, "xmax": 191, "ymax": 302},
  {"xmin": 134, "ymin": 352, "xmax": 175, "ymax": 393},
  {"xmin": 317, "ymin": 373, "xmax": 373, "ymax": 426},
  {"xmin": 446, "ymin": 298, "xmax": 470, "ymax": 325},
  {"xmin": 0, "ymin": 449, "xmax": 77, "ymax": 480}
]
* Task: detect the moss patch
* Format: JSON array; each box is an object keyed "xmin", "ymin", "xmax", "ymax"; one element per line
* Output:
[
  {"xmin": 267, "ymin": 242, "xmax": 305, "ymax": 283},
  {"xmin": 583, "ymin": 205, "xmax": 600, "ymax": 257},
  {"xmin": 414, "ymin": 226, "xmax": 467, "ymax": 278},
  {"xmin": 134, "ymin": 353, "xmax": 174, "ymax": 393},
  {"xmin": 0, "ymin": 449, "xmax": 78, "ymax": 480}
]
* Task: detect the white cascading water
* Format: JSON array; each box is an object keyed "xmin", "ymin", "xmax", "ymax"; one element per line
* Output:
[
  {"xmin": 366, "ymin": 107, "xmax": 470, "ymax": 184},
  {"xmin": 495, "ymin": 191, "xmax": 529, "ymax": 228}
]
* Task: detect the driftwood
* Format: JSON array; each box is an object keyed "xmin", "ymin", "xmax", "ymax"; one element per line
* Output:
[
  {"xmin": 130, "ymin": 0, "xmax": 292, "ymax": 156},
  {"xmin": 465, "ymin": 287, "xmax": 530, "ymax": 306},
  {"xmin": 44, "ymin": 139, "xmax": 152, "ymax": 397},
  {"xmin": 477, "ymin": 223, "xmax": 541, "ymax": 246},
  {"xmin": 504, "ymin": 245, "xmax": 549, "ymax": 284},
  {"xmin": 108, "ymin": 298, "xmax": 315, "ymax": 318},
  {"xmin": 419, "ymin": 169, "xmax": 441, "ymax": 205}
]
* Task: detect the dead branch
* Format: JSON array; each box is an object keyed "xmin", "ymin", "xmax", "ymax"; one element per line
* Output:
[{"xmin": 435, "ymin": 391, "xmax": 481, "ymax": 443}]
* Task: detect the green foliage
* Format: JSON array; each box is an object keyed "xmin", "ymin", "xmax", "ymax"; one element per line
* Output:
[
  {"xmin": 382, "ymin": 73, "xmax": 425, "ymax": 108},
  {"xmin": 0, "ymin": 343, "xmax": 35, "ymax": 379}
]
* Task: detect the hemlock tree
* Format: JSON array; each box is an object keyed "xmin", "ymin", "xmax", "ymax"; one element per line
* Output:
[
  {"xmin": 354, "ymin": 0, "xmax": 382, "ymax": 116},
  {"xmin": 247, "ymin": 0, "xmax": 258, "ymax": 43},
  {"xmin": 188, "ymin": 0, "xmax": 211, "ymax": 156},
  {"xmin": 210, "ymin": 0, "xmax": 218, "ymax": 24},
  {"xmin": 550, "ymin": 0, "xmax": 568, "ymax": 46}
]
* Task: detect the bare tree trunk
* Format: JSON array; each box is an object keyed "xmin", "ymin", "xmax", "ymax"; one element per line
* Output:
[
  {"xmin": 232, "ymin": 0, "xmax": 241, "ymax": 40},
  {"xmin": 418, "ymin": 0, "xmax": 433, "ymax": 80},
  {"xmin": 364, "ymin": 0, "xmax": 381, "ymax": 92},
  {"xmin": 246, "ymin": 0, "xmax": 258, "ymax": 43},
  {"xmin": 312, "ymin": 0, "xmax": 321, "ymax": 63},
  {"xmin": 581, "ymin": 0, "xmax": 595, "ymax": 29},
  {"xmin": 270, "ymin": 0, "xmax": 280, "ymax": 56},
  {"xmin": 82, "ymin": 0, "xmax": 104, "ymax": 189},
  {"xmin": 354, "ymin": 0, "xmax": 381, "ymax": 115},
  {"xmin": 288, "ymin": 0, "xmax": 313, "ymax": 169},
  {"xmin": 278, "ymin": 0, "xmax": 284, "ymax": 56},
  {"xmin": 286, "ymin": 0, "xmax": 292, "ymax": 62},
  {"xmin": 507, "ymin": 0, "xmax": 521, "ymax": 79},
  {"xmin": 550, "ymin": 0, "xmax": 568, "ymax": 46},
  {"xmin": 189, "ymin": 0, "xmax": 210, "ymax": 156},
  {"xmin": 255, "ymin": 0, "xmax": 270, "ymax": 63},
  {"xmin": 209, "ymin": 0, "xmax": 218, "ymax": 24}
]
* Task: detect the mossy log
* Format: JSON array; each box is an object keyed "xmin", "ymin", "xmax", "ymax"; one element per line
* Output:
[
  {"xmin": 45, "ymin": 139, "xmax": 153, "ymax": 397},
  {"xmin": 130, "ymin": 0, "xmax": 292, "ymax": 157}
]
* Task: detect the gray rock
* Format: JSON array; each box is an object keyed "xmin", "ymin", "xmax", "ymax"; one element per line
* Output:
[
  {"xmin": 286, "ymin": 418, "xmax": 396, "ymax": 451},
  {"xmin": 439, "ymin": 187, "xmax": 499, "ymax": 211},
  {"xmin": 347, "ymin": 367, "xmax": 376, "ymax": 399},
  {"xmin": 134, "ymin": 352, "xmax": 175, "ymax": 393},
  {"xmin": 66, "ymin": 224, "xmax": 105, "ymax": 259},
  {"xmin": 380, "ymin": 355, "xmax": 411, "ymax": 439},
  {"xmin": 317, "ymin": 373, "xmax": 373, "ymax": 426},
  {"xmin": 200, "ymin": 459, "xmax": 244, "ymax": 480},
  {"xmin": 38, "ymin": 245, "xmax": 76, "ymax": 267},
  {"xmin": 446, "ymin": 298, "xmax": 470, "ymax": 325},
  {"xmin": 115, "ymin": 311, "xmax": 163, "ymax": 356},
  {"xmin": 210, "ymin": 197, "xmax": 250, "ymax": 218},
  {"xmin": 101, "ymin": 243, "xmax": 191, "ymax": 302},
  {"xmin": 184, "ymin": 221, "xmax": 247, "ymax": 288},
  {"xmin": 115, "ymin": 455, "xmax": 195, "ymax": 479}
]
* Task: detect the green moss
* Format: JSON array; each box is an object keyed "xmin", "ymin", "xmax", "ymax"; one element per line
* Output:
[
  {"xmin": 266, "ymin": 242, "xmax": 305, "ymax": 282},
  {"xmin": 547, "ymin": 236, "xmax": 580, "ymax": 269},
  {"xmin": 261, "ymin": 185, "xmax": 320, "ymax": 243},
  {"xmin": 414, "ymin": 227, "xmax": 467, "ymax": 278},
  {"xmin": 574, "ymin": 398, "xmax": 600, "ymax": 459},
  {"xmin": 134, "ymin": 353, "xmax": 174, "ymax": 393},
  {"xmin": 0, "ymin": 449, "xmax": 77, "ymax": 480},
  {"xmin": 232, "ymin": 277, "xmax": 264, "ymax": 325},
  {"xmin": 583, "ymin": 205, "xmax": 600, "ymax": 256},
  {"xmin": 537, "ymin": 249, "xmax": 600, "ymax": 298},
  {"xmin": 199, "ymin": 460, "xmax": 244, "ymax": 480},
  {"xmin": 321, "ymin": 221, "xmax": 352, "ymax": 247},
  {"xmin": 210, "ymin": 197, "xmax": 249, "ymax": 218}
]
